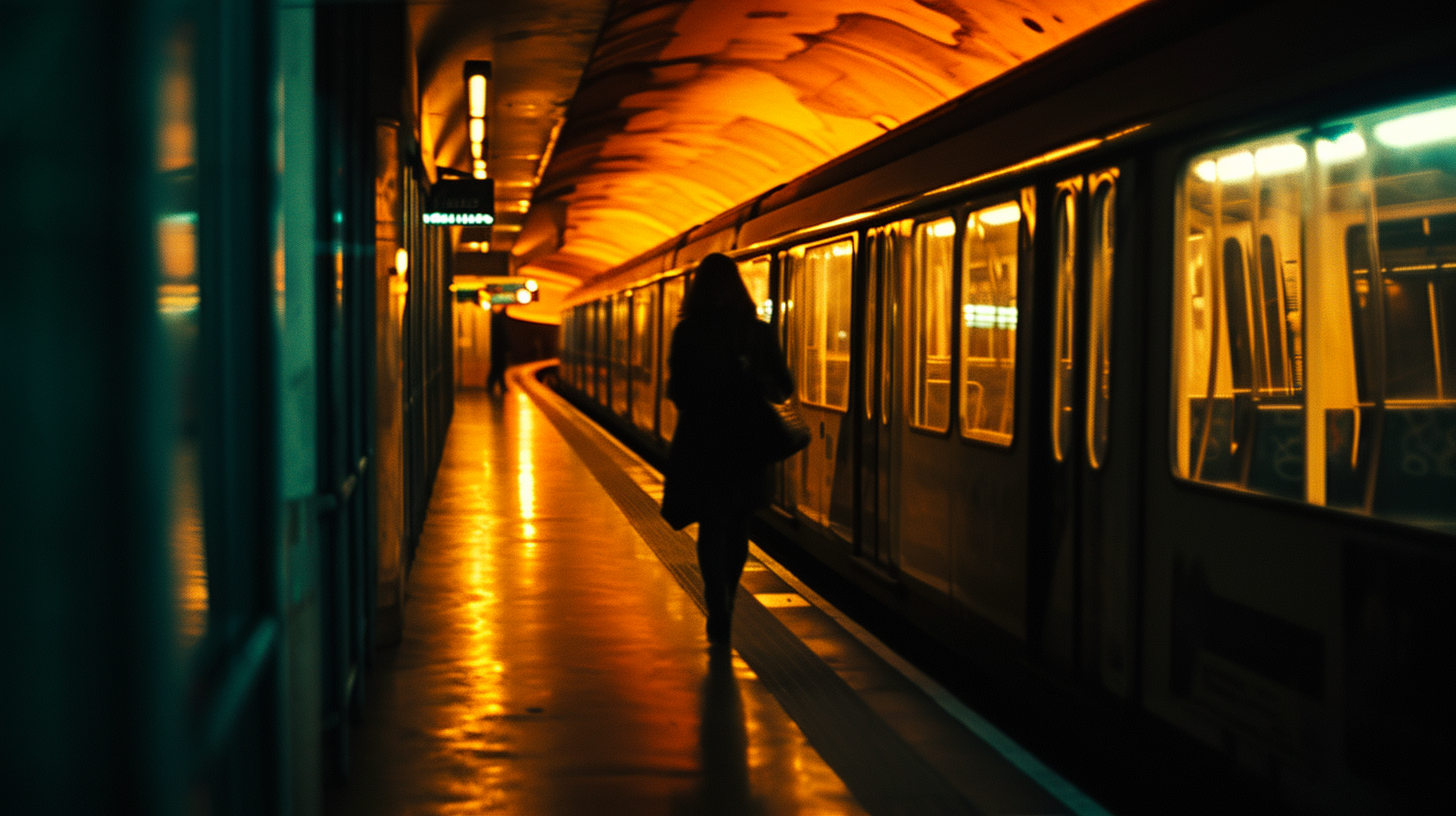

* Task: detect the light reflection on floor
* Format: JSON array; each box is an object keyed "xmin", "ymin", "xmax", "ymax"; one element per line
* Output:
[{"xmin": 328, "ymin": 388, "xmax": 863, "ymax": 815}]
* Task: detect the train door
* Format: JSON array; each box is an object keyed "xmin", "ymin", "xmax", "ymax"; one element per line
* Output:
[
  {"xmin": 786, "ymin": 236, "xmax": 856, "ymax": 540},
  {"xmin": 948, "ymin": 196, "xmax": 1033, "ymax": 636},
  {"xmin": 1033, "ymin": 171, "xmax": 1138, "ymax": 693},
  {"xmin": 856, "ymin": 226, "xmax": 902, "ymax": 570}
]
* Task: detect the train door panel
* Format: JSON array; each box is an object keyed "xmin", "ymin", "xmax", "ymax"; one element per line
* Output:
[
  {"xmin": 879, "ymin": 225, "xmax": 907, "ymax": 571},
  {"xmin": 856, "ymin": 229, "xmax": 882, "ymax": 561},
  {"xmin": 856, "ymin": 226, "xmax": 903, "ymax": 570},
  {"xmin": 789, "ymin": 237, "xmax": 856, "ymax": 540},
  {"xmin": 949, "ymin": 195, "xmax": 1033, "ymax": 638},
  {"xmin": 898, "ymin": 214, "xmax": 959, "ymax": 594},
  {"xmin": 1034, "ymin": 171, "xmax": 1138, "ymax": 692}
]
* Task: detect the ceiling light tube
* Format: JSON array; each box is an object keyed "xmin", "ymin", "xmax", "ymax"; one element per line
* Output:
[
  {"xmin": 470, "ymin": 117, "xmax": 485, "ymax": 144},
  {"xmin": 469, "ymin": 74, "xmax": 487, "ymax": 119}
]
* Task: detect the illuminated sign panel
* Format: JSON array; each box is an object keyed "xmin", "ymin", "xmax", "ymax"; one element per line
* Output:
[{"xmin": 424, "ymin": 178, "xmax": 494, "ymax": 226}]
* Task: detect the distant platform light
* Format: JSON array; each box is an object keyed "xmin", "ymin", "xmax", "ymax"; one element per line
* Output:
[
  {"xmin": 394, "ymin": 247, "xmax": 408, "ymax": 276},
  {"xmin": 524, "ymin": 278, "xmax": 538, "ymax": 292},
  {"xmin": 515, "ymin": 287, "xmax": 533, "ymax": 304}
]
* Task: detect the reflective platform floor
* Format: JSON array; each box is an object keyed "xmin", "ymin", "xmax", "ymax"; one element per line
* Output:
[{"xmin": 326, "ymin": 366, "xmax": 1107, "ymax": 816}]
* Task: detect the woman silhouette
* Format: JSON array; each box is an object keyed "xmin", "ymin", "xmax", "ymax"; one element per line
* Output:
[{"xmin": 661, "ymin": 253, "xmax": 793, "ymax": 646}]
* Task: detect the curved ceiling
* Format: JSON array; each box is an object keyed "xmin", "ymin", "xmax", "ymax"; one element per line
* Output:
[
  {"xmin": 412, "ymin": 0, "xmax": 1145, "ymax": 322},
  {"xmin": 511, "ymin": 0, "xmax": 1145, "ymax": 297}
]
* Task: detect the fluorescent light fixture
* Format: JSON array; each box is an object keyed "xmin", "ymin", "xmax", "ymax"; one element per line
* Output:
[
  {"xmin": 394, "ymin": 247, "xmax": 408, "ymax": 275},
  {"xmin": 975, "ymin": 202, "xmax": 1021, "ymax": 226},
  {"xmin": 1216, "ymin": 151, "xmax": 1254, "ymax": 182},
  {"xmin": 469, "ymin": 74, "xmax": 487, "ymax": 119},
  {"xmin": 1374, "ymin": 104, "xmax": 1456, "ymax": 148},
  {"xmin": 472, "ymin": 142, "xmax": 482, "ymax": 159},
  {"xmin": 1315, "ymin": 131, "xmax": 1366, "ymax": 163},
  {"xmin": 470, "ymin": 117, "xmax": 485, "ymax": 144},
  {"xmin": 962, "ymin": 303, "xmax": 1017, "ymax": 329},
  {"xmin": 1254, "ymin": 143, "xmax": 1306, "ymax": 175},
  {"xmin": 927, "ymin": 218, "xmax": 956, "ymax": 238},
  {"xmin": 474, "ymin": 159, "xmax": 487, "ymax": 179}
]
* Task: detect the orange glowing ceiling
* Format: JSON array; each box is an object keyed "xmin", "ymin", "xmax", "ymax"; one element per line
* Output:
[{"xmin": 511, "ymin": 0, "xmax": 1147, "ymax": 290}]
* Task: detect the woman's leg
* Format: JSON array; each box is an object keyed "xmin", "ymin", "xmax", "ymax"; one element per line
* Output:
[{"xmin": 696, "ymin": 511, "xmax": 751, "ymax": 643}]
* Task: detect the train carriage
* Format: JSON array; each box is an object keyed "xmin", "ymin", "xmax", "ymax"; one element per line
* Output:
[{"xmin": 555, "ymin": 2, "xmax": 1456, "ymax": 810}]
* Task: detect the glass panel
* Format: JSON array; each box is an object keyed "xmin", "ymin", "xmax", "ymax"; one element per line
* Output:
[
  {"xmin": 156, "ymin": 13, "xmax": 207, "ymax": 653},
  {"xmin": 630, "ymin": 286, "xmax": 658, "ymax": 433},
  {"xmin": 1052, "ymin": 189, "xmax": 1077, "ymax": 461},
  {"xmin": 961, "ymin": 201, "xmax": 1021, "ymax": 444},
  {"xmin": 594, "ymin": 299, "xmax": 608, "ymax": 402},
  {"xmin": 1174, "ymin": 91, "xmax": 1456, "ymax": 531},
  {"xmin": 741, "ymin": 255, "xmax": 773, "ymax": 322},
  {"xmin": 611, "ymin": 293, "xmax": 631, "ymax": 415},
  {"xmin": 864, "ymin": 232, "xmax": 879, "ymax": 420},
  {"xmin": 798, "ymin": 238, "xmax": 854, "ymax": 410},
  {"xmin": 883, "ymin": 227, "xmax": 900, "ymax": 425},
  {"xmin": 660, "ymin": 275, "xmax": 686, "ymax": 441},
  {"xmin": 911, "ymin": 217, "xmax": 954, "ymax": 431},
  {"xmin": 1087, "ymin": 174, "xmax": 1117, "ymax": 469}
]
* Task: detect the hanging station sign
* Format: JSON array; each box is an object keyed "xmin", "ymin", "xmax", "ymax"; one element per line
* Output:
[{"xmin": 423, "ymin": 178, "xmax": 495, "ymax": 226}]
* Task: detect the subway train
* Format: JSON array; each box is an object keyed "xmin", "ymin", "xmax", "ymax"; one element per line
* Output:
[{"xmin": 553, "ymin": 2, "xmax": 1456, "ymax": 811}]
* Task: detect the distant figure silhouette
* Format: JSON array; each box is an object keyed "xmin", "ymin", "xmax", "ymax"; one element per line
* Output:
[
  {"xmin": 661, "ymin": 253, "xmax": 793, "ymax": 646},
  {"xmin": 486, "ymin": 304, "xmax": 512, "ymax": 394}
]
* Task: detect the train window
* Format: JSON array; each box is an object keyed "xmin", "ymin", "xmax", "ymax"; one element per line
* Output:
[
  {"xmin": 660, "ymin": 275, "xmax": 686, "ymax": 441},
  {"xmin": 630, "ymin": 286, "xmax": 658, "ymax": 433},
  {"xmin": 1052, "ymin": 185, "xmax": 1079, "ymax": 461},
  {"xmin": 575, "ymin": 305, "xmax": 587, "ymax": 390},
  {"xmin": 864, "ymin": 231, "xmax": 880, "ymax": 421},
  {"xmin": 611, "ymin": 293, "xmax": 631, "ymax": 415},
  {"xmin": 593, "ymin": 298, "xmax": 608, "ymax": 402},
  {"xmin": 794, "ymin": 238, "xmax": 854, "ymax": 410},
  {"xmin": 1174, "ymin": 91, "xmax": 1456, "ymax": 531},
  {"xmin": 741, "ymin": 255, "xmax": 773, "ymax": 321},
  {"xmin": 1087, "ymin": 172, "xmax": 1118, "ymax": 469},
  {"xmin": 911, "ymin": 217, "xmax": 954, "ymax": 431},
  {"xmin": 961, "ymin": 201, "xmax": 1021, "ymax": 444}
]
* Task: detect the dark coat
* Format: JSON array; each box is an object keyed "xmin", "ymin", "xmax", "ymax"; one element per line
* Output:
[{"xmin": 660, "ymin": 313, "xmax": 793, "ymax": 530}]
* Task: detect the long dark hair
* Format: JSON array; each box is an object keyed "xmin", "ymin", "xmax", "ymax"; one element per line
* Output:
[{"xmin": 680, "ymin": 253, "xmax": 756, "ymax": 322}]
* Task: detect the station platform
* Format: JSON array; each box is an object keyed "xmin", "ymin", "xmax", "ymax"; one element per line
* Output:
[{"xmin": 325, "ymin": 363, "xmax": 1108, "ymax": 816}]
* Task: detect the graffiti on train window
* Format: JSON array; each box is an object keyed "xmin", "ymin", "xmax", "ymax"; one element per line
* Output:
[
  {"xmin": 961, "ymin": 201, "xmax": 1021, "ymax": 445},
  {"xmin": 1174, "ymin": 92, "xmax": 1456, "ymax": 532},
  {"xmin": 911, "ymin": 217, "xmax": 954, "ymax": 431}
]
